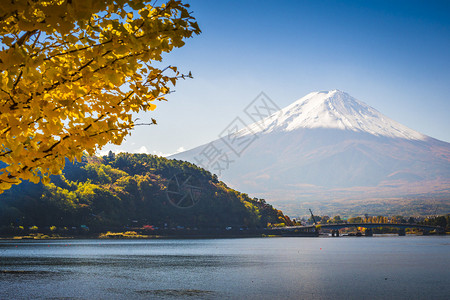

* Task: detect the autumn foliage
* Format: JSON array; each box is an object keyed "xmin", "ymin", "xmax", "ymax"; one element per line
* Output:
[
  {"xmin": 0, "ymin": 0, "xmax": 200, "ymax": 192},
  {"xmin": 0, "ymin": 153, "xmax": 288, "ymax": 230}
]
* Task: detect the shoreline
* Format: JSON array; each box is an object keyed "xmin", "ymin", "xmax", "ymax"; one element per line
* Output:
[{"xmin": 2, "ymin": 232, "xmax": 447, "ymax": 240}]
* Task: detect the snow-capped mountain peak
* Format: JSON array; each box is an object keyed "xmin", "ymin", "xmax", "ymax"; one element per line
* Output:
[
  {"xmin": 171, "ymin": 90, "xmax": 450, "ymax": 215},
  {"xmin": 242, "ymin": 90, "xmax": 426, "ymax": 141}
]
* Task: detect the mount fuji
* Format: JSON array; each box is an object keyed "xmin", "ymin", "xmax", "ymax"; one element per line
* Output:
[{"xmin": 171, "ymin": 90, "xmax": 450, "ymax": 216}]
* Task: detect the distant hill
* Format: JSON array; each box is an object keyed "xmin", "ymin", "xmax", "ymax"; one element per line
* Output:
[
  {"xmin": 171, "ymin": 90, "xmax": 450, "ymax": 216},
  {"xmin": 0, "ymin": 153, "xmax": 292, "ymax": 232}
]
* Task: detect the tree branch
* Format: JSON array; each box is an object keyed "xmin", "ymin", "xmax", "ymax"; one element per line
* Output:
[{"xmin": 13, "ymin": 30, "xmax": 38, "ymax": 47}]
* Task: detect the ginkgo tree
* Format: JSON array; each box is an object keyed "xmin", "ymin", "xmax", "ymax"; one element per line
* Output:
[{"xmin": 0, "ymin": 0, "xmax": 200, "ymax": 192}]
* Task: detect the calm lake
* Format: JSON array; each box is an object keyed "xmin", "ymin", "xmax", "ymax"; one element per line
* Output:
[{"xmin": 0, "ymin": 236, "xmax": 449, "ymax": 299}]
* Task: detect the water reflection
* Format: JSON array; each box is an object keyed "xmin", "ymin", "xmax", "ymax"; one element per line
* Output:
[{"xmin": 0, "ymin": 237, "xmax": 449, "ymax": 299}]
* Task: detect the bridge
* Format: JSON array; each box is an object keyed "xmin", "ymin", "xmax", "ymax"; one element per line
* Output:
[
  {"xmin": 319, "ymin": 223, "xmax": 445, "ymax": 236},
  {"xmin": 271, "ymin": 223, "xmax": 445, "ymax": 237}
]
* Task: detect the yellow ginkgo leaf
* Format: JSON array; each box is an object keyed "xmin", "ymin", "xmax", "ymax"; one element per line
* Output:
[{"xmin": 0, "ymin": 0, "xmax": 200, "ymax": 193}]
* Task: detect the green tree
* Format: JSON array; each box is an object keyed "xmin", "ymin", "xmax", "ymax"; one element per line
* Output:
[
  {"xmin": 332, "ymin": 215, "xmax": 343, "ymax": 223},
  {"xmin": 347, "ymin": 216, "xmax": 362, "ymax": 224}
]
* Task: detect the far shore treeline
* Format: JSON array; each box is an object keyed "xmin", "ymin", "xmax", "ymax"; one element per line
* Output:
[
  {"xmin": 0, "ymin": 153, "xmax": 293, "ymax": 235},
  {"xmin": 304, "ymin": 214, "xmax": 450, "ymax": 233}
]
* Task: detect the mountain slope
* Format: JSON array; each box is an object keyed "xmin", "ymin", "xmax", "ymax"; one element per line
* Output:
[
  {"xmin": 0, "ymin": 154, "xmax": 292, "ymax": 230},
  {"xmin": 171, "ymin": 90, "xmax": 450, "ymax": 216}
]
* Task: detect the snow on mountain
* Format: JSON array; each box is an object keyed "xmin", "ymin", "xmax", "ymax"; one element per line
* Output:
[
  {"xmin": 171, "ymin": 90, "xmax": 450, "ymax": 216},
  {"xmin": 240, "ymin": 90, "xmax": 426, "ymax": 140}
]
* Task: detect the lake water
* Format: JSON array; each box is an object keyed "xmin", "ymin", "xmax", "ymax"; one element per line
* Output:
[{"xmin": 0, "ymin": 236, "xmax": 449, "ymax": 299}]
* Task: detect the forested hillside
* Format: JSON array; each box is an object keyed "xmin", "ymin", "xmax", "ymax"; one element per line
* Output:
[{"xmin": 0, "ymin": 153, "xmax": 292, "ymax": 233}]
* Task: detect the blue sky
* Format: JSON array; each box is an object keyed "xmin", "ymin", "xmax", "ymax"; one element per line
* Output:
[{"xmin": 103, "ymin": 0, "xmax": 450, "ymax": 155}]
